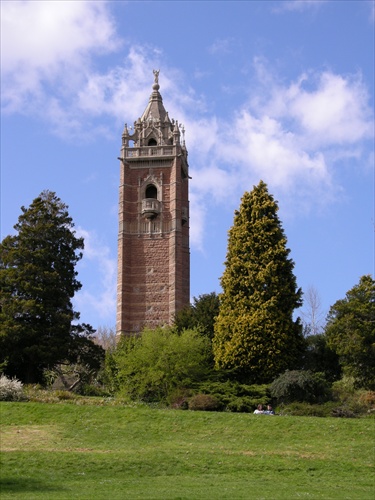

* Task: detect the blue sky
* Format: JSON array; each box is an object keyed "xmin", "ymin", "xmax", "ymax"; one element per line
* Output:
[{"xmin": 1, "ymin": 0, "xmax": 374, "ymax": 330}]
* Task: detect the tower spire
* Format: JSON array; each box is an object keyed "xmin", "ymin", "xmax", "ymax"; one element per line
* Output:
[{"xmin": 140, "ymin": 69, "xmax": 169, "ymax": 126}]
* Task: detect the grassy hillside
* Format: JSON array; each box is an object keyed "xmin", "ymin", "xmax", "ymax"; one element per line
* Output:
[{"xmin": 1, "ymin": 402, "xmax": 374, "ymax": 499}]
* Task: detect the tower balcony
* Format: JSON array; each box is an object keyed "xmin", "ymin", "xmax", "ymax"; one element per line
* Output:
[
  {"xmin": 142, "ymin": 199, "xmax": 161, "ymax": 219},
  {"xmin": 126, "ymin": 145, "xmax": 175, "ymax": 158}
]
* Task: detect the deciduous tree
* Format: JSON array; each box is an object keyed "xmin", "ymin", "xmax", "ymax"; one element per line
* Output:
[
  {"xmin": 301, "ymin": 285, "xmax": 325, "ymax": 336},
  {"xmin": 110, "ymin": 326, "xmax": 211, "ymax": 402},
  {"xmin": 213, "ymin": 181, "xmax": 304, "ymax": 383}
]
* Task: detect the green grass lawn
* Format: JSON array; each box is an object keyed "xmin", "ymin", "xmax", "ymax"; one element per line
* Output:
[{"xmin": 1, "ymin": 401, "xmax": 374, "ymax": 499}]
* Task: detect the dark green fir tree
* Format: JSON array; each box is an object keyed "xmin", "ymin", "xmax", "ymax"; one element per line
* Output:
[{"xmin": 0, "ymin": 190, "xmax": 103, "ymax": 384}]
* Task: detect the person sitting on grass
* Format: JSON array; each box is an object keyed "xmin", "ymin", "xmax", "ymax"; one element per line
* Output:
[
  {"xmin": 264, "ymin": 404, "xmax": 275, "ymax": 415},
  {"xmin": 253, "ymin": 404, "xmax": 264, "ymax": 414}
]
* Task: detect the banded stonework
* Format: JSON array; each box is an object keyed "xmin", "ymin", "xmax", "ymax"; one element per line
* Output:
[{"xmin": 116, "ymin": 72, "xmax": 190, "ymax": 336}]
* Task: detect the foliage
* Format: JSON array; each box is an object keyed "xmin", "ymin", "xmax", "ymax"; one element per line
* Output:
[
  {"xmin": 188, "ymin": 393, "xmax": 221, "ymax": 411},
  {"xmin": 167, "ymin": 387, "xmax": 192, "ymax": 409},
  {"xmin": 0, "ymin": 374, "xmax": 27, "ymax": 401},
  {"xmin": 1, "ymin": 402, "xmax": 374, "ymax": 499},
  {"xmin": 194, "ymin": 380, "xmax": 270, "ymax": 413},
  {"xmin": 110, "ymin": 326, "xmax": 211, "ymax": 402},
  {"xmin": 325, "ymin": 275, "xmax": 375, "ymax": 389},
  {"xmin": 276, "ymin": 401, "xmax": 337, "ymax": 417},
  {"xmin": 213, "ymin": 181, "xmax": 305, "ymax": 382},
  {"xmin": 331, "ymin": 377, "xmax": 375, "ymax": 416},
  {"xmin": 101, "ymin": 349, "xmax": 121, "ymax": 395},
  {"xmin": 0, "ymin": 191, "xmax": 104, "ymax": 384},
  {"xmin": 47, "ymin": 324, "xmax": 105, "ymax": 393},
  {"xmin": 270, "ymin": 370, "xmax": 331, "ymax": 404},
  {"xmin": 303, "ymin": 333, "xmax": 341, "ymax": 382},
  {"xmin": 174, "ymin": 292, "xmax": 220, "ymax": 340}
]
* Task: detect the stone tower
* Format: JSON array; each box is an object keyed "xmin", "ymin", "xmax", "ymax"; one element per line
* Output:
[{"xmin": 116, "ymin": 70, "xmax": 190, "ymax": 336}]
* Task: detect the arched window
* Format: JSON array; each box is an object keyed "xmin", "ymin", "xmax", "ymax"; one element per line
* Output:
[
  {"xmin": 148, "ymin": 138, "xmax": 157, "ymax": 146},
  {"xmin": 145, "ymin": 184, "xmax": 157, "ymax": 199}
]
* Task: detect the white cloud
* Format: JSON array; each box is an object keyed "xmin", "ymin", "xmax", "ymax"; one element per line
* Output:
[
  {"xmin": 74, "ymin": 228, "xmax": 116, "ymax": 325},
  {"xmin": 1, "ymin": 2, "xmax": 372, "ymax": 249},
  {"xmin": 227, "ymin": 111, "xmax": 328, "ymax": 185},
  {"xmin": 1, "ymin": 0, "xmax": 120, "ymax": 115},
  {"xmin": 186, "ymin": 61, "xmax": 373, "ymax": 235},
  {"xmin": 277, "ymin": 1, "xmax": 327, "ymax": 13},
  {"xmin": 285, "ymin": 72, "xmax": 373, "ymax": 146},
  {"xmin": 208, "ymin": 37, "xmax": 236, "ymax": 55}
]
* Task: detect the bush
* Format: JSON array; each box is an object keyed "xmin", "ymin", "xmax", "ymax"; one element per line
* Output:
[
  {"xmin": 188, "ymin": 394, "xmax": 221, "ymax": 411},
  {"xmin": 226, "ymin": 397, "xmax": 255, "ymax": 413},
  {"xmin": 168, "ymin": 388, "xmax": 192, "ymax": 410},
  {"xmin": 111, "ymin": 327, "xmax": 211, "ymax": 402},
  {"xmin": 270, "ymin": 370, "xmax": 331, "ymax": 404},
  {"xmin": 331, "ymin": 406, "xmax": 358, "ymax": 418},
  {"xmin": 358, "ymin": 391, "xmax": 375, "ymax": 408},
  {"xmin": 80, "ymin": 384, "xmax": 111, "ymax": 397},
  {"xmin": 277, "ymin": 402, "xmax": 336, "ymax": 417},
  {"xmin": 195, "ymin": 380, "xmax": 270, "ymax": 412},
  {"xmin": 331, "ymin": 376, "xmax": 355, "ymax": 398},
  {"xmin": 331, "ymin": 377, "xmax": 375, "ymax": 416},
  {"xmin": 54, "ymin": 390, "xmax": 77, "ymax": 400},
  {"xmin": 0, "ymin": 374, "xmax": 27, "ymax": 401}
]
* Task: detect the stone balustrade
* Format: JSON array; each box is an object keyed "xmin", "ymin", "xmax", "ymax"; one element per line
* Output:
[{"xmin": 126, "ymin": 146, "xmax": 175, "ymax": 158}]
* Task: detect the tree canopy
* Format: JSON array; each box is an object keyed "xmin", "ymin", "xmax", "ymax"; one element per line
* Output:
[
  {"xmin": 0, "ymin": 190, "xmax": 104, "ymax": 384},
  {"xmin": 213, "ymin": 181, "xmax": 305, "ymax": 382},
  {"xmin": 174, "ymin": 292, "xmax": 220, "ymax": 340},
  {"xmin": 109, "ymin": 326, "xmax": 211, "ymax": 402},
  {"xmin": 325, "ymin": 274, "xmax": 375, "ymax": 389}
]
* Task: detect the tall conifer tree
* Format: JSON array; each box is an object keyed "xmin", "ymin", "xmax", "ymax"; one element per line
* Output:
[
  {"xmin": 0, "ymin": 191, "xmax": 103, "ymax": 384},
  {"xmin": 213, "ymin": 181, "xmax": 304, "ymax": 382}
]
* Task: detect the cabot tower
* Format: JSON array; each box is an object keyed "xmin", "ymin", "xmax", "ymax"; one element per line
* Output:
[{"xmin": 116, "ymin": 71, "xmax": 190, "ymax": 336}]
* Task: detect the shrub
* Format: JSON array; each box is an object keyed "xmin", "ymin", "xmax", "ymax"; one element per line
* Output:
[
  {"xmin": 331, "ymin": 376, "xmax": 356, "ymax": 399},
  {"xmin": 226, "ymin": 397, "xmax": 255, "ymax": 413},
  {"xmin": 54, "ymin": 390, "xmax": 76, "ymax": 400},
  {"xmin": 277, "ymin": 402, "xmax": 336, "ymax": 417},
  {"xmin": 331, "ymin": 377, "xmax": 375, "ymax": 415},
  {"xmin": 270, "ymin": 370, "xmax": 330, "ymax": 404},
  {"xmin": 358, "ymin": 391, "xmax": 375, "ymax": 408},
  {"xmin": 331, "ymin": 406, "xmax": 358, "ymax": 418},
  {"xmin": 80, "ymin": 384, "xmax": 111, "ymax": 397},
  {"xmin": 195, "ymin": 380, "xmax": 270, "ymax": 412},
  {"xmin": 168, "ymin": 388, "xmax": 192, "ymax": 410},
  {"xmin": 0, "ymin": 374, "xmax": 27, "ymax": 401},
  {"xmin": 188, "ymin": 394, "xmax": 221, "ymax": 411}
]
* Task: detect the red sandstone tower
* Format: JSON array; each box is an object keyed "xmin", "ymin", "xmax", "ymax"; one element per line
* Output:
[{"xmin": 116, "ymin": 71, "xmax": 190, "ymax": 336}]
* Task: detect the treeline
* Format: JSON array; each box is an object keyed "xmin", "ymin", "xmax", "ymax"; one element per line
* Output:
[{"xmin": 1, "ymin": 186, "xmax": 374, "ymax": 415}]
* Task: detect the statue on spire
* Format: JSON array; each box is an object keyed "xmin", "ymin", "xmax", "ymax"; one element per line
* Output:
[{"xmin": 153, "ymin": 69, "xmax": 160, "ymax": 84}]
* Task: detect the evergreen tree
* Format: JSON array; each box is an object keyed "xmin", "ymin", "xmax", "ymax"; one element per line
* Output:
[
  {"xmin": 174, "ymin": 292, "xmax": 220, "ymax": 340},
  {"xmin": 0, "ymin": 191, "xmax": 103, "ymax": 384},
  {"xmin": 325, "ymin": 275, "xmax": 375, "ymax": 389},
  {"xmin": 213, "ymin": 181, "xmax": 304, "ymax": 383}
]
